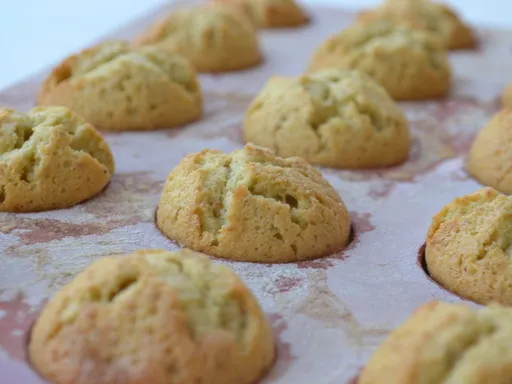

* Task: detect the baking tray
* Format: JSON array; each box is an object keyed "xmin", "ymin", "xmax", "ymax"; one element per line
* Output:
[{"xmin": 0, "ymin": 1, "xmax": 510, "ymax": 382}]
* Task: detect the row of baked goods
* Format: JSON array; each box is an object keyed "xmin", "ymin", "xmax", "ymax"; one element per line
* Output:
[
  {"xmin": 6, "ymin": 1, "xmax": 512, "ymax": 384},
  {"xmin": 3, "ymin": 75, "xmax": 512, "ymax": 214},
  {"xmin": 5, "ymin": 105, "xmax": 512, "ymax": 384},
  {"xmin": 28, "ymin": 248, "xmax": 512, "ymax": 384},
  {"xmin": 34, "ymin": 0, "xmax": 478, "ymax": 134}
]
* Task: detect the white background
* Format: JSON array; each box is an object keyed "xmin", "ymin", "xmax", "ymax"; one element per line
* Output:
[{"xmin": 0, "ymin": 0, "xmax": 510, "ymax": 91}]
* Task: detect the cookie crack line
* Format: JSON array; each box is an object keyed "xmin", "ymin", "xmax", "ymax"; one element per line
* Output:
[
  {"xmin": 47, "ymin": 256, "xmax": 249, "ymax": 346},
  {"xmin": 67, "ymin": 49, "xmax": 128, "ymax": 81},
  {"xmin": 440, "ymin": 322, "xmax": 498, "ymax": 383},
  {"xmin": 305, "ymin": 87, "xmax": 385, "ymax": 156},
  {"xmin": 204, "ymin": 158, "xmax": 233, "ymax": 245},
  {"xmin": 217, "ymin": 159, "xmax": 233, "ymax": 238},
  {"xmin": 327, "ymin": 25, "xmax": 397, "ymax": 53},
  {"xmin": 138, "ymin": 51, "xmax": 198, "ymax": 95}
]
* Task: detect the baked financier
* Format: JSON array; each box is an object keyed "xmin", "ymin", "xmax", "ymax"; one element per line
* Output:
[
  {"xmin": 467, "ymin": 110, "xmax": 512, "ymax": 194},
  {"xmin": 244, "ymin": 69, "xmax": 410, "ymax": 168},
  {"xmin": 29, "ymin": 249, "xmax": 275, "ymax": 384},
  {"xmin": 425, "ymin": 187, "xmax": 512, "ymax": 305},
  {"xmin": 358, "ymin": 0, "xmax": 476, "ymax": 50},
  {"xmin": 157, "ymin": 144, "xmax": 351, "ymax": 263},
  {"xmin": 359, "ymin": 301, "xmax": 512, "ymax": 384},
  {"xmin": 134, "ymin": 5, "xmax": 262, "ymax": 73},
  {"xmin": 38, "ymin": 40, "xmax": 202, "ymax": 131},
  {"xmin": 212, "ymin": 0, "xmax": 309, "ymax": 28},
  {"xmin": 308, "ymin": 21, "xmax": 452, "ymax": 100},
  {"xmin": 0, "ymin": 106, "xmax": 114, "ymax": 212}
]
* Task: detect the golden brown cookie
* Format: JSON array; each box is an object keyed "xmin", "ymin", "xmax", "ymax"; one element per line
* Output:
[
  {"xmin": 134, "ymin": 5, "xmax": 263, "ymax": 73},
  {"xmin": 156, "ymin": 144, "xmax": 351, "ymax": 263},
  {"xmin": 425, "ymin": 187, "xmax": 512, "ymax": 305},
  {"xmin": 244, "ymin": 69, "xmax": 410, "ymax": 168},
  {"xmin": 0, "ymin": 106, "xmax": 114, "ymax": 213},
  {"xmin": 308, "ymin": 21, "xmax": 452, "ymax": 100},
  {"xmin": 358, "ymin": 0, "xmax": 476, "ymax": 50},
  {"xmin": 359, "ymin": 301, "xmax": 512, "ymax": 384},
  {"xmin": 467, "ymin": 110, "xmax": 512, "ymax": 194},
  {"xmin": 38, "ymin": 40, "xmax": 202, "ymax": 131},
  {"xmin": 29, "ymin": 248, "xmax": 275, "ymax": 384},
  {"xmin": 212, "ymin": 0, "xmax": 309, "ymax": 28}
]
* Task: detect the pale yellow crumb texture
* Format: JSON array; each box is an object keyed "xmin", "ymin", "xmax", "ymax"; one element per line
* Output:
[
  {"xmin": 38, "ymin": 40, "xmax": 202, "ymax": 131},
  {"xmin": 134, "ymin": 5, "xmax": 262, "ymax": 73},
  {"xmin": 360, "ymin": 301, "xmax": 512, "ymax": 384},
  {"xmin": 467, "ymin": 109, "xmax": 512, "ymax": 194},
  {"xmin": 29, "ymin": 248, "xmax": 275, "ymax": 384},
  {"xmin": 156, "ymin": 143, "xmax": 351, "ymax": 263},
  {"xmin": 426, "ymin": 187, "xmax": 512, "ymax": 305},
  {"xmin": 244, "ymin": 69, "xmax": 411, "ymax": 168},
  {"xmin": 358, "ymin": 0, "xmax": 476, "ymax": 50},
  {"xmin": 211, "ymin": 0, "xmax": 309, "ymax": 28},
  {"xmin": 0, "ymin": 106, "xmax": 114, "ymax": 212},
  {"xmin": 309, "ymin": 21, "xmax": 452, "ymax": 100}
]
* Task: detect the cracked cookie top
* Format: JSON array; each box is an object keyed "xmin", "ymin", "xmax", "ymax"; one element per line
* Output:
[
  {"xmin": 425, "ymin": 187, "xmax": 512, "ymax": 305},
  {"xmin": 244, "ymin": 69, "xmax": 410, "ymax": 169},
  {"xmin": 359, "ymin": 301, "xmax": 512, "ymax": 384},
  {"xmin": 133, "ymin": 4, "xmax": 263, "ymax": 73},
  {"xmin": 467, "ymin": 110, "xmax": 512, "ymax": 195},
  {"xmin": 211, "ymin": 0, "xmax": 309, "ymax": 28},
  {"xmin": 308, "ymin": 21, "xmax": 452, "ymax": 100},
  {"xmin": 29, "ymin": 248, "xmax": 275, "ymax": 384},
  {"xmin": 38, "ymin": 40, "xmax": 202, "ymax": 131},
  {"xmin": 358, "ymin": 0, "xmax": 476, "ymax": 50},
  {"xmin": 156, "ymin": 143, "xmax": 351, "ymax": 263},
  {"xmin": 0, "ymin": 106, "xmax": 114, "ymax": 212}
]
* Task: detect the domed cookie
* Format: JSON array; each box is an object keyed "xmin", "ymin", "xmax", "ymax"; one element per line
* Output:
[
  {"xmin": 425, "ymin": 187, "xmax": 512, "ymax": 305},
  {"xmin": 467, "ymin": 110, "xmax": 512, "ymax": 194},
  {"xmin": 38, "ymin": 40, "xmax": 202, "ymax": 131},
  {"xmin": 0, "ymin": 106, "xmax": 114, "ymax": 212},
  {"xmin": 358, "ymin": 0, "xmax": 476, "ymax": 50},
  {"xmin": 212, "ymin": 0, "xmax": 309, "ymax": 28},
  {"xmin": 134, "ymin": 5, "xmax": 262, "ymax": 73},
  {"xmin": 156, "ymin": 144, "xmax": 351, "ymax": 263},
  {"xmin": 29, "ymin": 248, "xmax": 275, "ymax": 384},
  {"xmin": 244, "ymin": 69, "xmax": 410, "ymax": 169},
  {"xmin": 308, "ymin": 21, "xmax": 452, "ymax": 100},
  {"xmin": 359, "ymin": 301, "xmax": 512, "ymax": 384}
]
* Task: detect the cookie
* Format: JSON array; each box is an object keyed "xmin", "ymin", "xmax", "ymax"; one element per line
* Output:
[
  {"xmin": 467, "ymin": 110, "xmax": 512, "ymax": 194},
  {"xmin": 38, "ymin": 41, "xmax": 202, "ymax": 131},
  {"xmin": 308, "ymin": 21, "xmax": 452, "ymax": 100},
  {"xmin": 0, "ymin": 106, "xmax": 114, "ymax": 212},
  {"xmin": 244, "ymin": 69, "xmax": 410, "ymax": 168},
  {"xmin": 358, "ymin": 0, "xmax": 476, "ymax": 50},
  {"xmin": 359, "ymin": 301, "xmax": 512, "ymax": 384},
  {"xmin": 134, "ymin": 5, "xmax": 262, "ymax": 73},
  {"xmin": 29, "ymin": 248, "xmax": 275, "ymax": 384},
  {"xmin": 156, "ymin": 144, "xmax": 351, "ymax": 263},
  {"xmin": 212, "ymin": 0, "xmax": 309, "ymax": 28},
  {"xmin": 425, "ymin": 187, "xmax": 512, "ymax": 305}
]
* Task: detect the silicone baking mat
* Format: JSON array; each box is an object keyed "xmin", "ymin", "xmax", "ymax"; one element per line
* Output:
[{"xmin": 0, "ymin": 1, "xmax": 510, "ymax": 382}]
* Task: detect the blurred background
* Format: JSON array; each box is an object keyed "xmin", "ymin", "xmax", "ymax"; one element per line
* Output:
[{"xmin": 0, "ymin": 0, "xmax": 510, "ymax": 90}]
